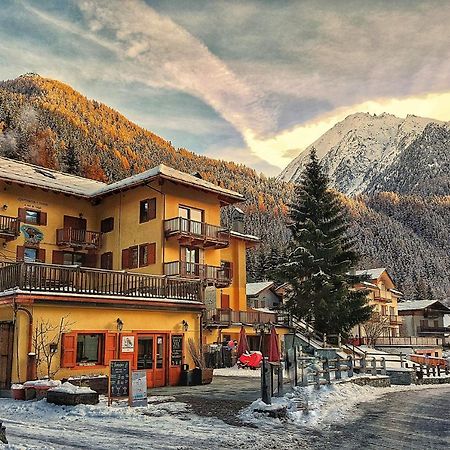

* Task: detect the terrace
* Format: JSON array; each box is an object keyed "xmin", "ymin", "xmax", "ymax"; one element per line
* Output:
[
  {"xmin": 164, "ymin": 261, "xmax": 232, "ymax": 288},
  {"xmin": 204, "ymin": 308, "xmax": 289, "ymax": 327},
  {"xmin": 0, "ymin": 261, "xmax": 201, "ymax": 302},
  {"xmin": 56, "ymin": 228, "xmax": 102, "ymax": 250}
]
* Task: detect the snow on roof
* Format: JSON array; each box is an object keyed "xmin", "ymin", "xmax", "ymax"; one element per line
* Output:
[
  {"xmin": 246, "ymin": 281, "xmax": 274, "ymax": 296},
  {"xmin": 0, "ymin": 158, "xmax": 244, "ymax": 202},
  {"xmin": 361, "ymin": 281, "xmax": 378, "ymax": 289},
  {"xmin": 250, "ymin": 307, "xmax": 277, "ymax": 314},
  {"xmin": 354, "ymin": 268, "xmax": 386, "ymax": 280},
  {"xmin": 398, "ymin": 300, "xmax": 450, "ymax": 312},
  {"xmin": 230, "ymin": 230, "xmax": 260, "ymax": 242},
  {"xmin": 0, "ymin": 156, "xmax": 106, "ymax": 197}
]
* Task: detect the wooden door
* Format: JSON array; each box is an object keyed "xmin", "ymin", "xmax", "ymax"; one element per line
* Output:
[
  {"xmin": 0, "ymin": 322, "xmax": 14, "ymax": 389},
  {"xmin": 154, "ymin": 335, "xmax": 166, "ymax": 387},
  {"xmin": 221, "ymin": 293, "xmax": 230, "ymax": 309},
  {"xmin": 137, "ymin": 336, "xmax": 155, "ymax": 388},
  {"xmin": 63, "ymin": 215, "xmax": 87, "ymax": 230}
]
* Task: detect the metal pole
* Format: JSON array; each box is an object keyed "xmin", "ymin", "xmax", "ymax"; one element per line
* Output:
[{"xmin": 261, "ymin": 356, "xmax": 271, "ymax": 404}]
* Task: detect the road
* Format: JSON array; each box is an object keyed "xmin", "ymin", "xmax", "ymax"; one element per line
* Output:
[{"xmin": 322, "ymin": 386, "xmax": 450, "ymax": 449}]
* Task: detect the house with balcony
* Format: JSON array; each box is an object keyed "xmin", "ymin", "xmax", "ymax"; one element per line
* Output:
[
  {"xmin": 398, "ymin": 300, "xmax": 450, "ymax": 345},
  {"xmin": 351, "ymin": 268, "xmax": 403, "ymax": 341},
  {"xmin": 0, "ymin": 157, "xmax": 290, "ymax": 390}
]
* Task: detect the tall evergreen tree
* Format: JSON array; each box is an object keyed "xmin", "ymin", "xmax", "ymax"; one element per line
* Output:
[{"xmin": 278, "ymin": 149, "xmax": 372, "ymax": 336}]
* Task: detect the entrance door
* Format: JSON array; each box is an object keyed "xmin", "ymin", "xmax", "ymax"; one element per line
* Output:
[
  {"xmin": 0, "ymin": 322, "xmax": 14, "ymax": 389},
  {"xmin": 137, "ymin": 334, "xmax": 167, "ymax": 388}
]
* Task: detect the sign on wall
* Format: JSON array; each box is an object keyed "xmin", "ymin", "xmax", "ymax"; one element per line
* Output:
[
  {"xmin": 108, "ymin": 360, "xmax": 130, "ymax": 406},
  {"xmin": 121, "ymin": 335, "xmax": 135, "ymax": 353},
  {"xmin": 20, "ymin": 225, "xmax": 44, "ymax": 245},
  {"xmin": 131, "ymin": 370, "xmax": 148, "ymax": 407}
]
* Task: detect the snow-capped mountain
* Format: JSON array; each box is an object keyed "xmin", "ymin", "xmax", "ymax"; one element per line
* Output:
[{"xmin": 279, "ymin": 112, "xmax": 450, "ymax": 196}]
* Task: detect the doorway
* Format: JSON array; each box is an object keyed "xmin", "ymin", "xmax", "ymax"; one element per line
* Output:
[
  {"xmin": 0, "ymin": 322, "xmax": 14, "ymax": 389},
  {"xmin": 137, "ymin": 334, "xmax": 167, "ymax": 388}
]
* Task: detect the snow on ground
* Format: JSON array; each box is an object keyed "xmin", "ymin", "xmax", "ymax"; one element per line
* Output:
[{"xmin": 214, "ymin": 365, "xmax": 261, "ymax": 378}]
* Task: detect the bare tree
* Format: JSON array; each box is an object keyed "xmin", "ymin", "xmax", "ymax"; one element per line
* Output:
[
  {"xmin": 362, "ymin": 312, "xmax": 391, "ymax": 346},
  {"xmin": 32, "ymin": 316, "xmax": 73, "ymax": 379}
]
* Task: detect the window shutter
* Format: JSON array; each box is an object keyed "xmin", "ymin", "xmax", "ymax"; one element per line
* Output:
[
  {"xmin": 122, "ymin": 248, "xmax": 129, "ymax": 270},
  {"xmin": 149, "ymin": 198, "xmax": 156, "ymax": 220},
  {"xmin": 52, "ymin": 250, "xmax": 64, "ymax": 265},
  {"xmin": 16, "ymin": 246, "xmax": 25, "ymax": 261},
  {"xmin": 104, "ymin": 332, "xmax": 117, "ymax": 364},
  {"xmin": 84, "ymin": 252, "xmax": 97, "ymax": 268},
  {"xmin": 39, "ymin": 211, "xmax": 47, "ymax": 226},
  {"xmin": 101, "ymin": 217, "xmax": 114, "ymax": 233},
  {"xmin": 38, "ymin": 248, "xmax": 46, "ymax": 263},
  {"xmin": 61, "ymin": 333, "xmax": 77, "ymax": 368},
  {"xmin": 101, "ymin": 252, "xmax": 113, "ymax": 270},
  {"xmin": 228, "ymin": 262, "xmax": 233, "ymax": 279},
  {"xmin": 18, "ymin": 208, "xmax": 26, "ymax": 222},
  {"xmin": 221, "ymin": 293, "xmax": 230, "ymax": 309},
  {"xmin": 148, "ymin": 242, "xmax": 156, "ymax": 265}
]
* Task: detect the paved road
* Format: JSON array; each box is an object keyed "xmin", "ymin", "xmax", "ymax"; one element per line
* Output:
[{"xmin": 323, "ymin": 386, "xmax": 450, "ymax": 450}]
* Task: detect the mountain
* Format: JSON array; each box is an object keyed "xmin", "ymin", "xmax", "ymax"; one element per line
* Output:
[
  {"xmin": 0, "ymin": 74, "xmax": 449, "ymax": 300},
  {"xmin": 279, "ymin": 112, "xmax": 450, "ymax": 196}
]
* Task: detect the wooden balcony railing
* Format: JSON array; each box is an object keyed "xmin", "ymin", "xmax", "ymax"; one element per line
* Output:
[
  {"xmin": 56, "ymin": 228, "xmax": 102, "ymax": 249},
  {"xmin": 204, "ymin": 308, "xmax": 286, "ymax": 327},
  {"xmin": 0, "ymin": 261, "xmax": 201, "ymax": 302},
  {"xmin": 417, "ymin": 326, "xmax": 450, "ymax": 334},
  {"xmin": 372, "ymin": 336, "xmax": 444, "ymax": 346},
  {"xmin": 164, "ymin": 217, "xmax": 230, "ymax": 248},
  {"xmin": 0, "ymin": 215, "xmax": 20, "ymax": 239},
  {"xmin": 164, "ymin": 261, "xmax": 232, "ymax": 287}
]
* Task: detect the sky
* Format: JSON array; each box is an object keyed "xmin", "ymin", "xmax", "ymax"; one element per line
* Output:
[{"xmin": 0, "ymin": 0, "xmax": 449, "ymax": 176}]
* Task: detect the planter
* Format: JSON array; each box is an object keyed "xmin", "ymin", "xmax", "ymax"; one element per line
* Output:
[
  {"xmin": 192, "ymin": 368, "xmax": 214, "ymax": 385},
  {"xmin": 35, "ymin": 386, "xmax": 51, "ymax": 400},
  {"xmin": 24, "ymin": 387, "xmax": 36, "ymax": 401},
  {"xmin": 47, "ymin": 390, "xmax": 99, "ymax": 406},
  {"xmin": 11, "ymin": 385, "xmax": 25, "ymax": 401}
]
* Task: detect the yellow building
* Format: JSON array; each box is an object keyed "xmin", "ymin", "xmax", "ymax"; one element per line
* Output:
[
  {"xmin": 0, "ymin": 157, "xmax": 288, "ymax": 389},
  {"xmin": 352, "ymin": 268, "xmax": 403, "ymax": 342}
]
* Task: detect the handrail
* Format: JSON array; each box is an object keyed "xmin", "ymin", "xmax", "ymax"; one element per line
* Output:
[
  {"xmin": 204, "ymin": 308, "xmax": 281, "ymax": 326},
  {"xmin": 164, "ymin": 261, "xmax": 232, "ymax": 284},
  {"xmin": 164, "ymin": 217, "xmax": 230, "ymax": 242},
  {"xmin": 0, "ymin": 261, "xmax": 201, "ymax": 301},
  {"xmin": 56, "ymin": 227, "xmax": 102, "ymax": 248},
  {"xmin": 0, "ymin": 215, "xmax": 20, "ymax": 236}
]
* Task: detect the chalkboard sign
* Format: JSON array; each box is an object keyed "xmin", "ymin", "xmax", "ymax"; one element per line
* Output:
[
  {"xmin": 109, "ymin": 360, "xmax": 130, "ymax": 405},
  {"xmin": 171, "ymin": 335, "xmax": 183, "ymax": 366}
]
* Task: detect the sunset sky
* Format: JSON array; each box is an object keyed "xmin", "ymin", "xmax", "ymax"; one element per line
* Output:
[{"xmin": 1, "ymin": 0, "xmax": 449, "ymax": 175}]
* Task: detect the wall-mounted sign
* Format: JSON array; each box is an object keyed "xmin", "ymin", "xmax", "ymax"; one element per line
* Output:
[
  {"xmin": 20, "ymin": 225, "xmax": 44, "ymax": 245},
  {"xmin": 121, "ymin": 335, "xmax": 135, "ymax": 353},
  {"xmin": 131, "ymin": 370, "xmax": 148, "ymax": 407}
]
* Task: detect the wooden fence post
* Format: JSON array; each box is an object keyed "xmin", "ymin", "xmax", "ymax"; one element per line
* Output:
[
  {"xmin": 277, "ymin": 365, "xmax": 283, "ymax": 397},
  {"xmin": 293, "ymin": 346, "xmax": 298, "ymax": 387},
  {"xmin": 335, "ymin": 356, "xmax": 342, "ymax": 380},
  {"xmin": 380, "ymin": 357, "xmax": 386, "ymax": 376},
  {"xmin": 432, "ymin": 366, "xmax": 436, "ymax": 377},
  {"xmin": 324, "ymin": 359, "xmax": 331, "ymax": 384},
  {"xmin": 314, "ymin": 370, "xmax": 320, "ymax": 390},
  {"xmin": 437, "ymin": 365, "xmax": 441, "ymax": 377},
  {"xmin": 347, "ymin": 356, "xmax": 353, "ymax": 378},
  {"xmin": 371, "ymin": 358, "xmax": 377, "ymax": 376},
  {"xmin": 360, "ymin": 356, "xmax": 366, "ymax": 374},
  {"xmin": 399, "ymin": 352, "xmax": 404, "ymax": 368}
]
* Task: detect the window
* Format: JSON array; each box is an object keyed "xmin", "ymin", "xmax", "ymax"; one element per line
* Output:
[
  {"xmin": 18, "ymin": 208, "xmax": 47, "ymax": 226},
  {"xmin": 24, "ymin": 247, "xmax": 37, "ymax": 262},
  {"xmin": 139, "ymin": 198, "xmax": 156, "ymax": 223},
  {"xmin": 26, "ymin": 210, "xmax": 39, "ymax": 224},
  {"xmin": 122, "ymin": 243, "xmax": 155, "ymax": 269},
  {"xmin": 76, "ymin": 333, "xmax": 104, "ymax": 365},
  {"xmin": 100, "ymin": 217, "xmax": 114, "ymax": 233},
  {"xmin": 130, "ymin": 246, "xmax": 139, "ymax": 269},
  {"xmin": 63, "ymin": 252, "xmax": 84, "ymax": 266},
  {"xmin": 101, "ymin": 252, "xmax": 113, "ymax": 270}
]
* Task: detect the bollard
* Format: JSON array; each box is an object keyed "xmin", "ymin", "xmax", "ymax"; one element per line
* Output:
[
  {"xmin": 432, "ymin": 366, "xmax": 436, "ymax": 377},
  {"xmin": 371, "ymin": 358, "xmax": 377, "ymax": 376},
  {"xmin": 347, "ymin": 355, "xmax": 353, "ymax": 378},
  {"xmin": 437, "ymin": 365, "xmax": 441, "ymax": 377},
  {"xmin": 335, "ymin": 356, "xmax": 342, "ymax": 380},
  {"xmin": 293, "ymin": 346, "xmax": 298, "ymax": 387},
  {"xmin": 399, "ymin": 352, "xmax": 404, "ymax": 368},
  {"xmin": 0, "ymin": 421, "xmax": 7, "ymax": 445},
  {"xmin": 261, "ymin": 357, "xmax": 271, "ymax": 405},
  {"xmin": 277, "ymin": 364, "xmax": 284, "ymax": 397},
  {"xmin": 381, "ymin": 357, "xmax": 387, "ymax": 376},
  {"xmin": 360, "ymin": 356, "xmax": 366, "ymax": 374},
  {"xmin": 426, "ymin": 365, "xmax": 430, "ymax": 377}
]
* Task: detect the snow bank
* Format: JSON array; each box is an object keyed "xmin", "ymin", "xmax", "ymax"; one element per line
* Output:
[
  {"xmin": 214, "ymin": 365, "xmax": 261, "ymax": 378},
  {"xmin": 23, "ymin": 380, "xmax": 61, "ymax": 388},
  {"xmin": 49, "ymin": 382, "xmax": 95, "ymax": 394}
]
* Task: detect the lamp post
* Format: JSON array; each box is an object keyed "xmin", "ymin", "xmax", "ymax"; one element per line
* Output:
[{"xmin": 254, "ymin": 322, "xmax": 271, "ymax": 405}]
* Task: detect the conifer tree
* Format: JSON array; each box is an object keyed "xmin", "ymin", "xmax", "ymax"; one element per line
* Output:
[{"xmin": 278, "ymin": 149, "xmax": 372, "ymax": 336}]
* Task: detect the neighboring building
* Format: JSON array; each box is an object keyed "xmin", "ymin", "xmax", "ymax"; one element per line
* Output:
[
  {"xmin": 352, "ymin": 268, "xmax": 403, "ymax": 339},
  {"xmin": 0, "ymin": 157, "xmax": 289, "ymax": 389},
  {"xmin": 398, "ymin": 300, "xmax": 450, "ymax": 341},
  {"xmin": 246, "ymin": 281, "xmax": 282, "ymax": 310}
]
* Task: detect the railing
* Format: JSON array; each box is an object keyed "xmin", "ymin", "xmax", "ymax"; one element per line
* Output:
[
  {"xmin": 371, "ymin": 336, "xmax": 444, "ymax": 346},
  {"xmin": 417, "ymin": 326, "xmax": 450, "ymax": 334},
  {"xmin": 56, "ymin": 228, "xmax": 102, "ymax": 249},
  {"xmin": 0, "ymin": 215, "xmax": 20, "ymax": 237},
  {"xmin": 164, "ymin": 261, "xmax": 232, "ymax": 286},
  {"xmin": 0, "ymin": 261, "xmax": 201, "ymax": 301},
  {"xmin": 204, "ymin": 308, "xmax": 285, "ymax": 326},
  {"xmin": 164, "ymin": 217, "xmax": 230, "ymax": 247}
]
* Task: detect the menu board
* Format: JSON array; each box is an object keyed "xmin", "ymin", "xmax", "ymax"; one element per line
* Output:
[
  {"xmin": 171, "ymin": 335, "xmax": 183, "ymax": 366},
  {"xmin": 109, "ymin": 360, "xmax": 130, "ymax": 405},
  {"xmin": 131, "ymin": 370, "xmax": 148, "ymax": 407}
]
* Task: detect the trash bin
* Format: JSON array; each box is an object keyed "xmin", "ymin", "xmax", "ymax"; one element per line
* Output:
[{"xmin": 180, "ymin": 364, "xmax": 191, "ymax": 386}]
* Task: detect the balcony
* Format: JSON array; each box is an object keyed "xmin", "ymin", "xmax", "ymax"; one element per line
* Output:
[
  {"xmin": 204, "ymin": 308, "xmax": 287, "ymax": 327},
  {"xmin": 417, "ymin": 326, "xmax": 450, "ymax": 335},
  {"xmin": 0, "ymin": 215, "xmax": 20, "ymax": 240},
  {"xmin": 56, "ymin": 228, "xmax": 102, "ymax": 250},
  {"xmin": 372, "ymin": 336, "xmax": 444, "ymax": 346},
  {"xmin": 0, "ymin": 261, "xmax": 201, "ymax": 302},
  {"xmin": 164, "ymin": 217, "xmax": 230, "ymax": 249},
  {"xmin": 164, "ymin": 261, "xmax": 231, "ymax": 288}
]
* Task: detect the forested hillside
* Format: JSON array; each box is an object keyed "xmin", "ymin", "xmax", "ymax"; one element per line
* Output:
[{"xmin": 0, "ymin": 74, "xmax": 448, "ymax": 300}]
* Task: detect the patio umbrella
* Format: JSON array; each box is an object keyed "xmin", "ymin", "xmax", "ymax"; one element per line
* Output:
[
  {"xmin": 237, "ymin": 326, "xmax": 249, "ymax": 357},
  {"xmin": 268, "ymin": 325, "xmax": 280, "ymax": 363}
]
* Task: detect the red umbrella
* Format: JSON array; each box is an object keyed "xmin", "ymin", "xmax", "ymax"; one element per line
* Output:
[
  {"xmin": 237, "ymin": 326, "xmax": 249, "ymax": 357},
  {"xmin": 268, "ymin": 326, "xmax": 280, "ymax": 363}
]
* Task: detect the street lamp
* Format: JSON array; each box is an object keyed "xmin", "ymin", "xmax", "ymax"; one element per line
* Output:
[{"xmin": 253, "ymin": 322, "xmax": 272, "ymax": 405}]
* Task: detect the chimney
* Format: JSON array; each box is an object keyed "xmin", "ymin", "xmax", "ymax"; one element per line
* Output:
[{"xmin": 231, "ymin": 207, "xmax": 245, "ymax": 234}]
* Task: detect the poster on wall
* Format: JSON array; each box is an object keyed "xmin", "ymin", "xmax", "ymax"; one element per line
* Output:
[
  {"xmin": 131, "ymin": 370, "xmax": 148, "ymax": 407},
  {"xmin": 121, "ymin": 335, "xmax": 135, "ymax": 353}
]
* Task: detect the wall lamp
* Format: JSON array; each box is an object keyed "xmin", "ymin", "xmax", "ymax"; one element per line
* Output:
[
  {"xmin": 2, "ymin": 204, "xmax": 7, "ymax": 211},
  {"xmin": 116, "ymin": 318, "xmax": 124, "ymax": 332},
  {"xmin": 182, "ymin": 320, "xmax": 189, "ymax": 332}
]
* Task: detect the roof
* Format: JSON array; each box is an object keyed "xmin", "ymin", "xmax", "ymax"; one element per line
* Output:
[
  {"xmin": 230, "ymin": 230, "xmax": 260, "ymax": 242},
  {"xmin": 0, "ymin": 157, "xmax": 244, "ymax": 203},
  {"xmin": 354, "ymin": 268, "xmax": 387, "ymax": 280},
  {"xmin": 246, "ymin": 281, "xmax": 274, "ymax": 296},
  {"xmin": 397, "ymin": 300, "xmax": 450, "ymax": 312}
]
